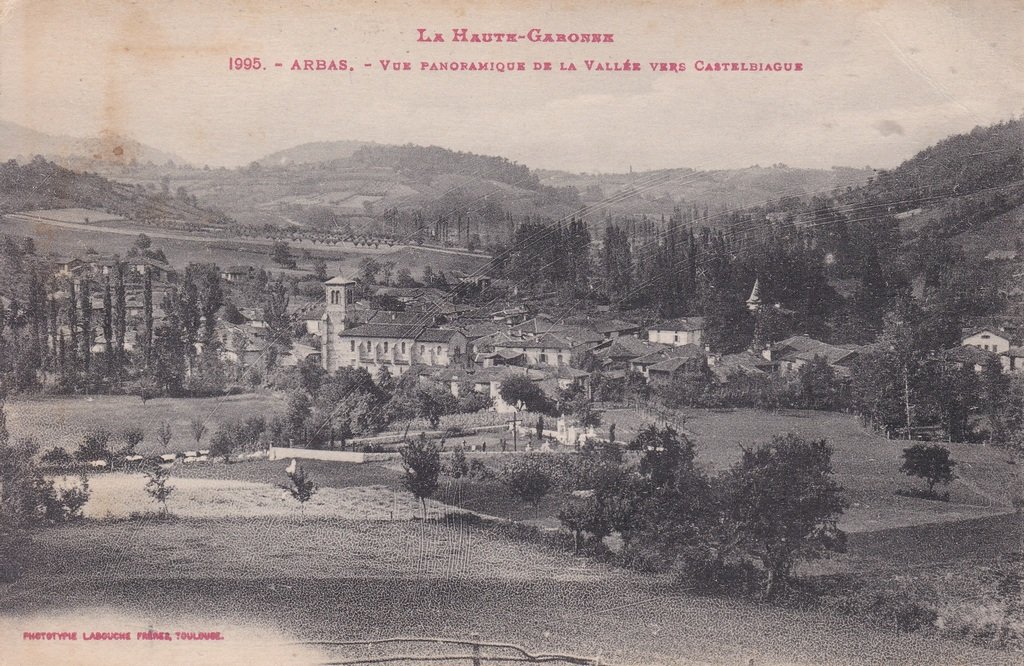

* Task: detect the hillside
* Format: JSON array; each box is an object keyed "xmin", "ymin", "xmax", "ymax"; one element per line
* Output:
[
  {"xmin": 255, "ymin": 140, "xmax": 377, "ymax": 167},
  {"xmin": 0, "ymin": 158, "xmax": 231, "ymax": 228},
  {"xmin": 0, "ymin": 120, "xmax": 188, "ymax": 168},
  {"xmin": 540, "ymin": 164, "xmax": 875, "ymax": 212},
  {"xmin": 846, "ymin": 117, "xmax": 1024, "ymax": 250}
]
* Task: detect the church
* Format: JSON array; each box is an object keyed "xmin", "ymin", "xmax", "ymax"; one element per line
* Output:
[{"xmin": 320, "ymin": 276, "xmax": 467, "ymax": 375}]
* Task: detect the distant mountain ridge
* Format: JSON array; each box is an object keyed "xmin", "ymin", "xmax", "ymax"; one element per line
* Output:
[
  {"xmin": 0, "ymin": 121, "xmax": 188, "ymax": 167},
  {"xmin": 255, "ymin": 140, "xmax": 378, "ymax": 167}
]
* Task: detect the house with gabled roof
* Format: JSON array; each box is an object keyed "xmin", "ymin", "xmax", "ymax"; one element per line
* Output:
[{"xmin": 648, "ymin": 316, "xmax": 706, "ymax": 347}]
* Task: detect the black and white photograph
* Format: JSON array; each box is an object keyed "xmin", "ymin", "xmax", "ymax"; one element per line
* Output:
[{"xmin": 0, "ymin": 1, "xmax": 1022, "ymax": 664}]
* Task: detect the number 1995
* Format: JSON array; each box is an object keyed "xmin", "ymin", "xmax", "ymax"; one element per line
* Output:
[{"xmin": 229, "ymin": 57, "xmax": 263, "ymax": 70}]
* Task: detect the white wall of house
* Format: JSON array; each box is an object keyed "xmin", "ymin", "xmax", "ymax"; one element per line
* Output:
[
  {"xmin": 962, "ymin": 330, "xmax": 1010, "ymax": 354},
  {"xmin": 649, "ymin": 328, "xmax": 703, "ymax": 347}
]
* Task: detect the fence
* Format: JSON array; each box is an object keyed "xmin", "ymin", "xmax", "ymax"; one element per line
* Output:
[{"xmin": 295, "ymin": 634, "xmax": 610, "ymax": 665}]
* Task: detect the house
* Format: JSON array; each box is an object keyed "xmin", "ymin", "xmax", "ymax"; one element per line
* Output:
[
  {"xmin": 594, "ymin": 336, "xmax": 669, "ymax": 369},
  {"xmin": 290, "ymin": 302, "xmax": 326, "ymax": 336},
  {"xmin": 280, "ymin": 343, "xmax": 321, "ymax": 367},
  {"xmin": 648, "ymin": 317, "xmax": 706, "ymax": 347},
  {"xmin": 492, "ymin": 332, "xmax": 576, "ymax": 368},
  {"xmin": 490, "ymin": 306, "xmax": 530, "ymax": 325},
  {"xmin": 764, "ymin": 335, "xmax": 864, "ymax": 376},
  {"xmin": 630, "ymin": 344, "xmax": 705, "ymax": 381},
  {"xmin": 1002, "ymin": 347, "xmax": 1024, "ymax": 374},
  {"xmin": 53, "ymin": 256, "xmax": 83, "ymax": 276},
  {"xmin": 939, "ymin": 345, "xmax": 999, "ymax": 374},
  {"xmin": 646, "ymin": 350, "xmax": 708, "ymax": 385},
  {"xmin": 708, "ymin": 350, "xmax": 776, "ymax": 383},
  {"xmin": 591, "ymin": 318, "xmax": 641, "ymax": 340},
  {"xmin": 961, "ymin": 328, "xmax": 1011, "ymax": 354},
  {"xmin": 984, "ymin": 249, "xmax": 1019, "ymax": 262},
  {"xmin": 221, "ymin": 265, "xmax": 255, "ymax": 283}
]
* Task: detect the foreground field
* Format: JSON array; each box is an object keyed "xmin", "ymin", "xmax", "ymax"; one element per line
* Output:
[
  {"xmin": 3, "ymin": 517, "xmax": 1017, "ymax": 666},
  {"xmin": 74, "ymin": 473, "xmax": 455, "ymax": 521},
  {"xmin": 5, "ymin": 393, "xmax": 288, "ymax": 455}
]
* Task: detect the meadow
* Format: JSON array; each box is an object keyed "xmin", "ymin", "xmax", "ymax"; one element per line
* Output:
[
  {"xmin": 1, "ymin": 214, "xmax": 490, "ymax": 280},
  {"xmin": 5, "ymin": 392, "xmax": 288, "ymax": 455}
]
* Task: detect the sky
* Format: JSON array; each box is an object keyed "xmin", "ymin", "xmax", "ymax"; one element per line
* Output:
[{"xmin": 0, "ymin": 0, "xmax": 1021, "ymax": 173}]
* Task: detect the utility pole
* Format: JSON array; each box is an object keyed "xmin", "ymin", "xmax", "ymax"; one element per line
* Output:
[{"xmin": 507, "ymin": 413, "xmax": 519, "ymax": 452}]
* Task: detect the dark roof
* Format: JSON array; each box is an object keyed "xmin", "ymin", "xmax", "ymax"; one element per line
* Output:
[
  {"xmin": 650, "ymin": 316, "xmax": 706, "ymax": 332},
  {"xmin": 600, "ymin": 336, "xmax": 667, "ymax": 360},
  {"xmin": 592, "ymin": 319, "xmax": 640, "ymax": 334},
  {"xmin": 632, "ymin": 344, "xmax": 705, "ymax": 367},
  {"xmin": 339, "ymin": 323, "xmax": 425, "ymax": 339},
  {"xmin": 338, "ymin": 323, "xmax": 461, "ymax": 343},
  {"xmin": 416, "ymin": 328, "xmax": 459, "ymax": 343}
]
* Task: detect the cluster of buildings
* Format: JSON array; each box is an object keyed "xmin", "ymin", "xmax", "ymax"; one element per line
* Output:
[{"xmin": 308, "ymin": 274, "xmax": 1024, "ymax": 414}]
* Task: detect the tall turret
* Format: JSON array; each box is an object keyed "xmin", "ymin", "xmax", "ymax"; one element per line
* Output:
[
  {"xmin": 322, "ymin": 276, "xmax": 355, "ymax": 371},
  {"xmin": 746, "ymin": 278, "xmax": 763, "ymax": 312}
]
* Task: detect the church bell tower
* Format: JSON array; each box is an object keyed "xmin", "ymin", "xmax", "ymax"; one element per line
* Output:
[{"xmin": 322, "ymin": 276, "xmax": 354, "ymax": 371}]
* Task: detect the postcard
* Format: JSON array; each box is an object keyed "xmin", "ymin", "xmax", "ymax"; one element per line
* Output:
[{"xmin": 1, "ymin": 1, "xmax": 1022, "ymax": 664}]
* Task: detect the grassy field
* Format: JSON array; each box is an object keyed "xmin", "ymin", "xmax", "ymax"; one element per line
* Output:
[
  {"xmin": 73, "ymin": 472, "xmax": 453, "ymax": 521},
  {"xmin": 3, "ymin": 516, "xmax": 1017, "ymax": 666},
  {"xmin": 169, "ymin": 407, "xmax": 1022, "ymax": 533},
  {"xmin": 603, "ymin": 407, "xmax": 1022, "ymax": 532},
  {"xmin": 5, "ymin": 393, "xmax": 288, "ymax": 455},
  {"xmin": 2, "ymin": 214, "xmax": 490, "ymax": 279}
]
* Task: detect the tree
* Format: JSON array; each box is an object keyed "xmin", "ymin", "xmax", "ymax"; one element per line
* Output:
[
  {"xmin": 263, "ymin": 281, "xmax": 291, "ymax": 370},
  {"xmin": 312, "ymin": 257, "xmax": 328, "ymax": 282},
  {"xmin": 900, "ymin": 443, "xmax": 956, "ymax": 495},
  {"xmin": 75, "ymin": 428, "xmax": 113, "ymax": 464},
  {"xmin": 270, "ymin": 240, "xmax": 295, "ymax": 268},
  {"xmin": 120, "ymin": 427, "xmax": 144, "ymax": 456},
  {"xmin": 143, "ymin": 269, "xmax": 154, "ymax": 365},
  {"xmin": 209, "ymin": 428, "xmax": 237, "ymax": 463},
  {"xmin": 143, "ymin": 461, "xmax": 174, "ymax": 517},
  {"xmin": 400, "ymin": 434, "xmax": 441, "ymax": 520},
  {"xmin": 156, "ymin": 421, "xmax": 173, "ymax": 450},
  {"xmin": 78, "ymin": 278, "xmax": 92, "ymax": 376},
  {"xmin": 447, "ymin": 447, "xmax": 469, "ymax": 479},
  {"xmin": 727, "ymin": 434, "xmax": 848, "ymax": 598},
  {"xmin": 113, "ymin": 263, "xmax": 127, "ymax": 371},
  {"xmin": 279, "ymin": 459, "xmax": 316, "ymax": 512},
  {"xmin": 0, "ymin": 402, "xmax": 41, "ymax": 581},
  {"xmin": 501, "ymin": 455, "xmax": 552, "ymax": 508},
  {"xmin": 632, "ymin": 425, "xmax": 696, "ymax": 489},
  {"xmin": 559, "ymin": 494, "xmax": 611, "ymax": 554},
  {"xmin": 188, "ymin": 417, "xmax": 208, "ymax": 449},
  {"xmin": 499, "ymin": 375, "xmax": 550, "ymax": 413},
  {"xmin": 185, "ymin": 263, "xmax": 224, "ymax": 342}
]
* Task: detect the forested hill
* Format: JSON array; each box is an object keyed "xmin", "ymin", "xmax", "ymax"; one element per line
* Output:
[
  {"xmin": 0, "ymin": 157, "xmax": 232, "ymax": 227},
  {"xmin": 846, "ymin": 118, "xmax": 1024, "ymax": 246},
  {"xmin": 868, "ymin": 118, "xmax": 1022, "ymax": 204},
  {"xmin": 349, "ymin": 144, "xmax": 580, "ymax": 204}
]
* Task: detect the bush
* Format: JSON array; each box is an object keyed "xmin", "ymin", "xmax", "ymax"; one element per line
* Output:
[
  {"xmin": 40, "ymin": 447, "xmax": 76, "ymax": 470},
  {"xmin": 75, "ymin": 428, "xmax": 113, "ymax": 464},
  {"xmin": 447, "ymin": 448, "xmax": 469, "ymax": 479},
  {"xmin": 501, "ymin": 455, "xmax": 553, "ymax": 507},
  {"xmin": 36, "ymin": 474, "xmax": 91, "ymax": 523},
  {"xmin": 468, "ymin": 458, "xmax": 495, "ymax": 480}
]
